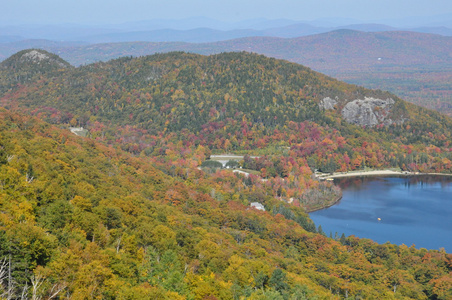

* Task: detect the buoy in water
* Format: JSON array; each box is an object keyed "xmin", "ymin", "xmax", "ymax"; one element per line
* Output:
[{"xmin": 377, "ymin": 218, "xmax": 381, "ymax": 221}]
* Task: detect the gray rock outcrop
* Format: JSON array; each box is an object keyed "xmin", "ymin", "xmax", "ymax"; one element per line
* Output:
[
  {"xmin": 320, "ymin": 97, "xmax": 338, "ymax": 110},
  {"xmin": 21, "ymin": 50, "xmax": 69, "ymax": 68},
  {"xmin": 341, "ymin": 97, "xmax": 395, "ymax": 127}
]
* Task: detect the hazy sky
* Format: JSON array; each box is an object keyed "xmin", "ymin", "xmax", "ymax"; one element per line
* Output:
[{"xmin": 2, "ymin": 0, "xmax": 452, "ymax": 25}]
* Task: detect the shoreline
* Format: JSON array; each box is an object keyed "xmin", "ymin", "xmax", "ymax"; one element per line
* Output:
[
  {"xmin": 317, "ymin": 170, "xmax": 452, "ymax": 179},
  {"xmin": 306, "ymin": 195, "xmax": 343, "ymax": 213},
  {"xmin": 307, "ymin": 170, "xmax": 452, "ymax": 212}
]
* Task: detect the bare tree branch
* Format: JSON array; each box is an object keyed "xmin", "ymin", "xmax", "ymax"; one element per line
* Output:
[
  {"xmin": 31, "ymin": 274, "xmax": 45, "ymax": 300},
  {"xmin": 48, "ymin": 282, "xmax": 67, "ymax": 299}
]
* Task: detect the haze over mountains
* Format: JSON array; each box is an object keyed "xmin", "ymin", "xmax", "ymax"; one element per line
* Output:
[{"xmin": 1, "ymin": 15, "xmax": 452, "ymax": 44}]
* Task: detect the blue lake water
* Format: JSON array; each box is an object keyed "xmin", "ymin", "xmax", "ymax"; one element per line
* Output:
[{"xmin": 309, "ymin": 176, "xmax": 452, "ymax": 252}]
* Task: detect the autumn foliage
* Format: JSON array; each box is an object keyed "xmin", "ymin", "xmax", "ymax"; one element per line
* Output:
[{"xmin": 0, "ymin": 50, "xmax": 451, "ymax": 299}]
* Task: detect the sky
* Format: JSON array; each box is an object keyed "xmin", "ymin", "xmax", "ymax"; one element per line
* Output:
[{"xmin": 2, "ymin": 0, "xmax": 452, "ymax": 26}]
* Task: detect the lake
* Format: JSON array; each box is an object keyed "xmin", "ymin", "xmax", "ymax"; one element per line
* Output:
[{"xmin": 309, "ymin": 175, "xmax": 452, "ymax": 252}]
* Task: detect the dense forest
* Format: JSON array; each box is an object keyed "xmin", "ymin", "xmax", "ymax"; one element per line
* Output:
[
  {"xmin": 2, "ymin": 30, "xmax": 450, "ymax": 115},
  {"xmin": 0, "ymin": 49, "xmax": 451, "ymax": 299}
]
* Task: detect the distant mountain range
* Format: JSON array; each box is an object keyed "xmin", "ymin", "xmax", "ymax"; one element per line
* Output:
[
  {"xmin": 1, "ymin": 16, "xmax": 452, "ymax": 44},
  {"xmin": 1, "ymin": 30, "xmax": 450, "ymax": 68},
  {"xmin": 77, "ymin": 24, "xmax": 452, "ymax": 44},
  {"xmin": 57, "ymin": 23, "xmax": 452, "ymax": 44}
]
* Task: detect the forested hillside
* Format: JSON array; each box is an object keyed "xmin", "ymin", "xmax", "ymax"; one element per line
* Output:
[
  {"xmin": 1, "ymin": 50, "xmax": 451, "ymax": 174},
  {"xmin": 0, "ymin": 102, "xmax": 451, "ymax": 299},
  {"xmin": 2, "ymin": 49, "xmax": 452, "ymax": 209},
  {"xmin": 0, "ymin": 50, "xmax": 452, "ymax": 299},
  {"xmin": 2, "ymin": 30, "xmax": 450, "ymax": 114}
]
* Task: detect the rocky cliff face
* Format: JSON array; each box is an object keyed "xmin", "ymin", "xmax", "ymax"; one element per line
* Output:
[
  {"xmin": 319, "ymin": 97, "xmax": 338, "ymax": 110},
  {"xmin": 341, "ymin": 97, "xmax": 395, "ymax": 126},
  {"xmin": 20, "ymin": 50, "xmax": 68, "ymax": 68},
  {"xmin": 321, "ymin": 96, "xmax": 401, "ymax": 127}
]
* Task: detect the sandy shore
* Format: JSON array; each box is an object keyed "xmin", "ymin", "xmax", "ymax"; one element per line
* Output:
[
  {"xmin": 319, "ymin": 170, "xmax": 452, "ymax": 179},
  {"xmin": 323, "ymin": 170, "xmax": 406, "ymax": 178}
]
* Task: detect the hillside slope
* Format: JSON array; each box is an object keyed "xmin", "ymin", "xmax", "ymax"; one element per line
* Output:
[
  {"xmin": 0, "ymin": 49, "xmax": 452, "ymax": 299},
  {"xmin": 0, "ymin": 107, "xmax": 451, "ymax": 299},
  {"xmin": 1, "ymin": 49, "xmax": 452, "ymax": 212},
  {"xmin": 1, "ymin": 50, "xmax": 452, "ymax": 171},
  {"xmin": 4, "ymin": 30, "xmax": 447, "ymax": 115},
  {"xmin": 0, "ymin": 49, "xmax": 409, "ymax": 128}
]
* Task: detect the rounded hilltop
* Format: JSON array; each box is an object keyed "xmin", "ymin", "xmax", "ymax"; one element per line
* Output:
[
  {"xmin": 0, "ymin": 48, "xmax": 72, "ymax": 71},
  {"xmin": 0, "ymin": 48, "xmax": 72, "ymax": 88}
]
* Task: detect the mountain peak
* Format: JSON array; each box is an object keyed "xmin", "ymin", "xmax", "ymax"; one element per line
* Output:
[
  {"xmin": 22, "ymin": 49, "xmax": 56, "ymax": 63},
  {"xmin": 1, "ymin": 48, "xmax": 71, "ymax": 70},
  {"xmin": 0, "ymin": 49, "xmax": 72, "ymax": 86}
]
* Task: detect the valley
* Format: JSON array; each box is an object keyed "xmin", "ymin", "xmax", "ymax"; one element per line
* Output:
[{"xmin": 0, "ymin": 48, "xmax": 451, "ymax": 299}]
